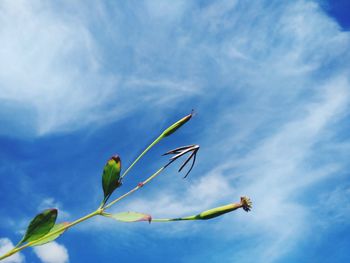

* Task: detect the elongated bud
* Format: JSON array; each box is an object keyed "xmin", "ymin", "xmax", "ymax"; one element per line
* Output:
[
  {"xmin": 161, "ymin": 111, "xmax": 193, "ymax": 138},
  {"xmin": 197, "ymin": 197, "xmax": 252, "ymax": 220}
]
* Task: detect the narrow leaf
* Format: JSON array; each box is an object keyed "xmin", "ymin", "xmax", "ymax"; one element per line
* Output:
[
  {"xmin": 18, "ymin": 209, "xmax": 57, "ymax": 246},
  {"xmin": 102, "ymin": 155, "xmax": 122, "ymax": 202},
  {"xmin": 104, "ymin": 212, "xmax": 152, "ymax": 223},
  {"xmin": 31, "ymin": 222, "xmax": 69, "ymax": 246}
]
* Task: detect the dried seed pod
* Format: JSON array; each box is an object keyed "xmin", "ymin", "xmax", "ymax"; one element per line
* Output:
[{"xmin": 163, "ymin": 144, "xmax": 199, "ymax": 178}]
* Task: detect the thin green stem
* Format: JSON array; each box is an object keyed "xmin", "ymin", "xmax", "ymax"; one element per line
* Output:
[
  {"xmin": 152, "ymin": 216, "xmax": 196, "ymax": 222},
  {"xmin": 100, "ymin": 136, "xmax": 162, "ymax": 208},
  {"xmin": 153, "ymin": 202, "xmax": 247, "ymax": 223},
  {"xmin": 121, "ymin": 136, "xmax": 162, "ymax": 179},
  {"xmin": 104, "ymin": 166, "xmax": 166, "ymax": 210},
  {"xmin": 1, "ymin": 165, "xmax": 169, "ymax": 261},
  {"xmin": 0, "ymin": 112, "xmax": 194, "ymax": 261}
]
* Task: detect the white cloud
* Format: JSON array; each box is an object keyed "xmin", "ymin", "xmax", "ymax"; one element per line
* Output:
[
  {"xmin": 0, "ymin": 0, "xmax": 199, "ymax": 137},
  {"xmin": 224, "ymin": 79, "xmax": 350, "ymax": 262},
  {"xmin": 0, "ymin": 0, "xmax": 116, "ymax": 136},
  {"xmin": 1, "ymin": 0, "xmax": 347, "ymax": 140},
  {"xmin": 33, "ymin": 242, "xmax": 69, "ymax": 263},
  {"xmin": 0, "ymin": 238, "xmax": 24, "ymax": 263}
]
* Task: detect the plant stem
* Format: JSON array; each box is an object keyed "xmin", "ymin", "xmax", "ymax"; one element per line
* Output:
[
  {"xmin": 121, "ymin": 136, "xmax": 162, "ymax": 179},
  {"xmin": 152, "ymin": 216, "xmax": 196, "ymax": 222},
  {"xmin": 104, "ymin": 166, "xmax": 166, "ymax": 210},
  {"xmin": 151, "ymin": 203, "xmax": 245, "ymax": 222},
  {"xmin": 0, "ymin": 209, "xmax": 101, "ymax": 261},
  {"xmin": 0, "ymin": 113, "xmax": 194, "ymax": 261},
  {"xmin": 1, "ymin": 164, "xmax": 169, "ymax": 261},
  {"xmin": 100, "ymin": 135, "xmax": 163, "ymax": 208}
]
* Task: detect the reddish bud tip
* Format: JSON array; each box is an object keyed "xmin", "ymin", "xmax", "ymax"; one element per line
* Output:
[
  {"xmin": 146, "ymin": 215, "xmax": 152, "ymax": 224},
  {"xmin": 162, "ymin": 111, "xmax": 194, "ymax": 137},
  {"xmin": 110, "ymin": 155, "xmax": 121, "ymax": 163}
]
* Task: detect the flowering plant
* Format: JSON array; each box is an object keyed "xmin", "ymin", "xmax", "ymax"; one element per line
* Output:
[{"xmin": 0, "ymin": 112, "xmax": 252, "ymax": 261}]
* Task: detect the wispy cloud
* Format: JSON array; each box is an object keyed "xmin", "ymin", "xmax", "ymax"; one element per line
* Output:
[
  {"xmin": 0, "ymin": 0, "xmax": 199, "ymax": 137},
  {"xmin": 0, "ymin": 0, "xmax": 115, "ymax": 136},
  {"xmin": 1, "ymin": 0, "xmax": 348, "ymax": 138},
  {"xmin": 225, "ymin": 78, "xmax": 349, "ymax": 262}
]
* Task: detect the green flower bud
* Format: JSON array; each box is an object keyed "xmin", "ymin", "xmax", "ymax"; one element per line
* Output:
[
  {"xmin": 197, "ymin": 196, "xmax": 252, "ymax": 220},
  {"xmin": 102, "ymin": 155, "xmax": 122, "ymax": 203},
  {"xmin": 161, "ymin": 112, "xmax": 193, "ymax": 137}
]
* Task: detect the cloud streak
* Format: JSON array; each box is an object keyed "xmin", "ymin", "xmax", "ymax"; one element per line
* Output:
[{"xmin": 0, "ymin": 0, "xmax": 197, "ymax": 137}]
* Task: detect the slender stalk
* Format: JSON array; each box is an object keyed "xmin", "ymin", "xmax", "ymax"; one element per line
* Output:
[
  {"xmin": 152, "ymin": 201, "xmax": 248, "ymax": 223},
  {"xmin": 104, "ymin": 166, "xmax": 166, "ymax": 210},
  {"xmin": 100, "ymin": 134, "xmax": 162, "ymax": 208},
  {"xmin": 121, "ymin": 137, "xmax": 162, "ymax": 179},
  {"xmin": 152, "ymin": 216, "xmax": 196, "ymax": 222}
]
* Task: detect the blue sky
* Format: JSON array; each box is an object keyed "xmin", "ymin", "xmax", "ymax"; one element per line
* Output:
[{"xmin": 0, "ymin": 0, "xmax": 349, "ymax": 262}]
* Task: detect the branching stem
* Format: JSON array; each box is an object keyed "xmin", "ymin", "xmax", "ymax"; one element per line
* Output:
[
  {"xmin": 0, "ymin": 209, "xmax": 101, "ymax": 261},
  {"xmin": 104, "ymin": 166, "xmax": 166, "ymax": 210},
  {"xmin": 0, "ymin": 164, "xmax": 169, "ymax": 261}
]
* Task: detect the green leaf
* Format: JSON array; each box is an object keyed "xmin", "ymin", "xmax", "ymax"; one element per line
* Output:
[
  {"xmin": 18, "ymin": 209, "xmax": 57, "ymax": 246},
  {"xmin": 31, "ymin": 222, "xmax": 69, "ymax": 246},
  {"xmin": 102, "ymin": 155, "xmax": 122, "ymax": 203},
  {"xmin": 104, "ymin": 212, "xmax": 152, "ymax": 223}
]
